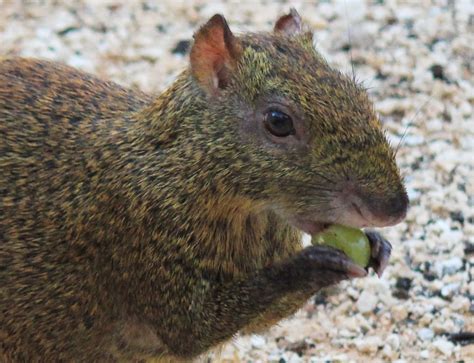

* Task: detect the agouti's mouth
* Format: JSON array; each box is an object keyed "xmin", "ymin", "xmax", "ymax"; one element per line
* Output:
[{"xmin": 289, "ymin": 218, "xmax": 331, "ymax": 235}]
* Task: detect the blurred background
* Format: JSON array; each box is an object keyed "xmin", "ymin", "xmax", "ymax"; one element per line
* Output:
[{"xmin": 1, "ymin": 0, "xmax": 473, "ymax": 361}]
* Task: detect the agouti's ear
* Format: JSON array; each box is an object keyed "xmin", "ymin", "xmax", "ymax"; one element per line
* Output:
[
  {"xmin": 190, "ymin": 14, "xmax": 242, "ymax": 95},
  {"xmin": 274, "ymin": 8, "xmax": 303, "ymax": 35}
]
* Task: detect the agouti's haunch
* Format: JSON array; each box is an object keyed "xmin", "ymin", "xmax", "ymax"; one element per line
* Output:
[{"xmin": 0, "ymin": 10, "xmax": 408, "ymax": 361}]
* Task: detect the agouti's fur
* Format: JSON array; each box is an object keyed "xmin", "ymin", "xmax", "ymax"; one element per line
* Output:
[{"xmin": 0, "ymin": 10, "xmax": 408, "ymax": 361}]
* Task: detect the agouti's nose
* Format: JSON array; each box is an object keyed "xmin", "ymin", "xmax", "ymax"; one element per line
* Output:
[
  {"xmin": 387, "ymin": 192, "xmax": 409, "ymax": 220},
  {"xmin": 336, "ymin": 187, "xmax": 409, "ymax": 229},
  {"xmin": 365, "ymin": 190, "xmax": 409, "ymax": 226}
]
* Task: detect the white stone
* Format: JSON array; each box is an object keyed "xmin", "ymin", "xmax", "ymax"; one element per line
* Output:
[
  {"xmin": 441, "ymin": 283, "xmax": 460, "ymax": 298},
  {"xmin": 420, "ymin": 350, "xmax": 430, "ymax": 359},
  {"xmin": 451, "ymin": 296, "xmax": 470, "ymax": 311},
  {"xmin": 418, "ymin": 328, "xmax": 434, "ymax": 341},
  {"xmin": 387, "ymin": 334, "xmax": 400, "ymax": 350},
  {"xmin": 432, "ymin": 338, "xmax": 455, "ymax": 357},
  {"xmin": 50, "ymin": 9, "xmax": 77, "ymax": 32},
  {"xmin": 250, "ymin": 335, "xmax": 266, "ymax": 349},
  {"xmin": 382, "ymin": 344, "xmax": 395, "ymax": 359},
  {"xmin": 356, "ymin": 290, "xmax": 378, "ymax": 314},
  {"xmin": 435, "ymin": 257, "xmax": 463, "ymax": 276},
  {"xmin": 339, "ymin": 328, "xmax": 355, "ymax": 338}
]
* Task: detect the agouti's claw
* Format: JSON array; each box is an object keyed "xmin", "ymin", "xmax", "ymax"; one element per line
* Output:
[
  {"xmin": 365, "ymin": 230, "xmax": 392, "ymax": 277},
  {"xmin": 347, "ymin": 262, "xmax": 368, "ymax": 278}
]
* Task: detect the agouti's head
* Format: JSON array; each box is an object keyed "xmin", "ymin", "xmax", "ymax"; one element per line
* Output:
[{"xmin": 186, "ymin": 10, "xmax": 408, "ymax": 233}]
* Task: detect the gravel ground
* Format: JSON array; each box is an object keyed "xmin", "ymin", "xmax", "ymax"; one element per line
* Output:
[{"xmin": 1, "ymin": 0, "xmax": 473, "ymax": 362}]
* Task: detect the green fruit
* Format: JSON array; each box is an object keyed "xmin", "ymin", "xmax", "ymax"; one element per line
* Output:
[{"xmin": 312, "ymin": 224, "xmax": 371, "ymax": 267}]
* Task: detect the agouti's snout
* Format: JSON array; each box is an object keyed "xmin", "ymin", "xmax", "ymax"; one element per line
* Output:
[
  {"xmin": 374, "ymin": 191, "xmax": 409, "ymax": 224},
  {"xmin": 334, "ymin": 179, "xmax": 409, "ymax": 229}
]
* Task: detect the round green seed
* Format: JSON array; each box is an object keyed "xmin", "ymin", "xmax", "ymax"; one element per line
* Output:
[{"xmin": 312, "ymin": 224, "xmax": 371, "ymax": 267}]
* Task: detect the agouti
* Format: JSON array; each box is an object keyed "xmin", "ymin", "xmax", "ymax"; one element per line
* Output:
[{"xmin": 0, "ymin": 9, "xmax": 408, "ymax": 362}]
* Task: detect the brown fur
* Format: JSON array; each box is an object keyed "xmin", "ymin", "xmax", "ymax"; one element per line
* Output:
[{"xmin": 0, "ymin": 11, "xmax": 407, "ymax": 362}]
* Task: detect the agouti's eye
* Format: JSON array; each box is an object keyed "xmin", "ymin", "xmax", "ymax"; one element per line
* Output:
[{"xmin": 263, "ymin": 109, "xmax": 295, "ymax": 137}]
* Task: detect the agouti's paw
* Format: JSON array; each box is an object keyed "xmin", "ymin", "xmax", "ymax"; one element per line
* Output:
[
  {"xmin": 365, "ymin": 230, "xmax": 392, "ymax": 277},
  {"xmin": 293, "ymin": 245, "xmax": 367, "ymax": 291}
]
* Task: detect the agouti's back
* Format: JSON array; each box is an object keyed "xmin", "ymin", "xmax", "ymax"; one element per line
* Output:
[
  {"xmin": 0, "ymin": 58, "xmax": 151, "ymax": 191},
  {"xmin": 0, "ymin": 57, "xmax": 151, "ymax": 244},
  {"xmin": 0, "ymin": 58, "xmax": 152, "ymax": 360},
  {"xmin": 0, "ymin": 57, "xmax": 150, "ymax": 145}
]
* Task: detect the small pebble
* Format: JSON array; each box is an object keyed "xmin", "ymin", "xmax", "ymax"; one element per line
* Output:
[
  {"xmin": 430, "ymin": 64, "xmax": 445, "ymax": 80},
  {"xmin": 419, "ymin": 350, "xmax": 430, "ymax": 359},
  {"xmin": 250, "ymin": 335, "xmax": 266, "ymax": 349},
  {"xmin": 432, "ymin": 338, "xmax": 455, "ymax": 357},
  {"xmin": 356, "ymin": 290, "xmax": 378, "ymax": 314},
  {"xmin": 435, "ymin": 257, "xmax": 464, "ymax": 277},
  {"xmin": 171, "ymin": 40, "xmax": 191, "ymax": 55},
  {"xmin": 440, "ymin": 282, "xmax": 460, "ymax": 298},
  {"xmin": 418, "ymin": 328, "xmax": 434, "ymax": 341},
  {"xmin": 386, "ymin": 334, "xmax": 400, "ymax": 350},
  {"xmin": 395, "ymin": 277, "xmax": 412, "ymax": 291},
  {"xmin": 355, "ymin": 336, "xmax": 383, "ymax": 354},
  {"xmin": 391, "ymin": 305, "xmax": 409, "ymax": 321}
]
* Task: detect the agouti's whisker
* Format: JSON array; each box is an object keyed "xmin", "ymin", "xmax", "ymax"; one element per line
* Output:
[{"xmin": 394, "ymin": 96, "xmax": 431, "ymax": 156}]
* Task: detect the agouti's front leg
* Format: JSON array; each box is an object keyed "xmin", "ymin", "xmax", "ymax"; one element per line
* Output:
[
  {"xmin": 161, "ymin": 245, "xmax": 366, "ymax": 358},
  {"xmin": 242, "ymin": 230, "xmax": 394, "ymax": 334}
]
